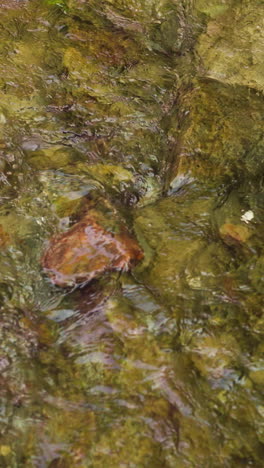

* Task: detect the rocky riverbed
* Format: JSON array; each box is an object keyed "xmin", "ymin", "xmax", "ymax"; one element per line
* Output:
[{"xmin": 0, "ymin": 1, "xmax": 264, "ymax": 466}]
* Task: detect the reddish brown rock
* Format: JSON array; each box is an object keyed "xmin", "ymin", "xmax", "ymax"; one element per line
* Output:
[{"xmin": 41, "ymin": 211, "xmax": 143, "ymax": 287}]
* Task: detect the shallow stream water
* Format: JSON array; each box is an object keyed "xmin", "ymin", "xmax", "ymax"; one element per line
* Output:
[{"xmin": 0, "ymin": 1, "xmax": 264, "ymax": 467}]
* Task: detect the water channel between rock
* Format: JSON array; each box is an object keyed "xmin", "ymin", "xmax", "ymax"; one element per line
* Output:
[{"xmin": 0, "ymin": 1, "xmax": 263, "ymax": 467}]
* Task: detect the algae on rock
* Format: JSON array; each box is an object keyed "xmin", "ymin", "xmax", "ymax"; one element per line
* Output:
[
  {"xmin": 196, "ymin": 0, "xmax": 264, "ymax": 92},
  {"xmin": 168, "ymin": 79, "xmax": 264, "ymax": 186}
]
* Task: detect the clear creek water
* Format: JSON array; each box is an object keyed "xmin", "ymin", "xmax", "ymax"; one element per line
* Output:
[{"xmin": 0, "ymin": 1, "xmax": 263, "ymax": 466}]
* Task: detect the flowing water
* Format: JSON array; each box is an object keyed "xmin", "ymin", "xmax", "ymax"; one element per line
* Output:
[{"xmin": 0, "ymin": 1, "xmax": 264, "ymax": 466}]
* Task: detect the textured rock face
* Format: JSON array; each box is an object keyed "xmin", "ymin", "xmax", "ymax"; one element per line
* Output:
[
  {"xmin": 42, "ymin": 211, "xmax": 143, "ymax": 287},
  {"xmin": 166, "ymin": 0, "xmax": 264, "ymax": 189},
  {"xmin": 196, "ymin": 1, "xmax": 264, "ymax": 92},
  {"xmin": 168, "ymin": 77, "xmax": 264, "ymax": 188}
]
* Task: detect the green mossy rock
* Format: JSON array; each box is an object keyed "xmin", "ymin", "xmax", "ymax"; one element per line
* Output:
[
  {"xmin": 168, "ymin": 79, "xmax": 264, "ymax": 185},
  {"xmin": 89, "ymin": 417, "xmax": 166, "ymax": 467},
  {"xmin": 195, "ymin": 0, "xmax": 231, "ymax": 18},
  {"xmin": 27, "ymin": 146, "xmax": 82, "ymax": 170},
  {"xmin": 77, "ymin": 163, "xmax": 133, "ymax": 187},
  {"xmin": 249, "ymin": 368, "xmax": 264, "ymax": 387},
  {"xmin": 134, "ymin": 187, "xmax": 232, "ymax": 305},
  {"xmin": 190, "ymin": 333, "xmax": 240, "ymax": 379},
  {"xmin": 53, "ymin": 194, "xmax": 89, "ymax": 219},
  {"xmin": 249, "ymin": 256, "xmax": 264, "ymax": 293},
  {"xmin": 66, "ymin": 23, "xmax": 140, "ymax": 67},
  {"xmin": 68, "ymin": 0, "xmax": 193, "ymax": 53},
  {"xmin": 197, "ymin": 1, "xmax": 264, "ymax": 92},
  {"xmin": 63, "ymin": 46, "xmax": 114, "ymax": 101}
]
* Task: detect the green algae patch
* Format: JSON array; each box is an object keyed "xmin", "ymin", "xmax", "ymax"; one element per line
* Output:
[
  {"xmin": 46, "ymin": 0, "xmax": 67, "ymax": 10},
  {"xmin": 63, "ymin": 46, "xmax": 115, "ymax": 102},
  {"xmin": 249, "ymin": 368, "xmax": 264, "ymax": 387},
  {"xmin": 195, "ymin": 0, "xmax": 230, "ymax": 18},
  {"xmin": 63, "ymin": 47, "xmax": 102, "ymax": 78},
  {"xmin": 53, "ymin": 194, "xmax": 89, "ymax": 219},
  {"xmin": 134, "ymin": 187, "xmax": 224, "ymax": 305},
  {"xmin": 77, "ymin": 163, "xmax": 134, "ymax": 188},
  {"xmin": 27, "ymin": 146, "xmax": 80, "ymax": 170},
  {"xmin": 89, "ymin": 417, "xmax": 166, "ymax": 467},
  {"xmin": 190, "ymin": 333, "xmax": 240, "ymax": 380},
  {"xmin": 249, "ymin": 256, "xmax": 264, "ymax": 294}
]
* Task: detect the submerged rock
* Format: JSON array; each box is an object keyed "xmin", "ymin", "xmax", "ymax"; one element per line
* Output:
[
  {"xmin": 167, "ymin": 79, "xmax": 264, "ymax": 185},
  {"xmin": 196, "ymin": 1, "xmax": 264, "ymax": 92},
  {"xmin": 42, "ymin": 208, "xmax": 143, "ymax": 287},
  {"xmin": 219, "ymin": 223, "xmax": 252, "ymax": 245}
]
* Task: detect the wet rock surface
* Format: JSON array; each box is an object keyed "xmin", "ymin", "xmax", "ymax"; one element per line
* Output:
[
  {"xmin": 196, "ymin": 1, "xmax": 264, "ymax": 92},
  {"xmin": 42, "ymin": 207, "xmax": 143, "ymax": 287},
  {"xmin": 0, "ymin": 0, "xmax": 264, "ymax": 466}
]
